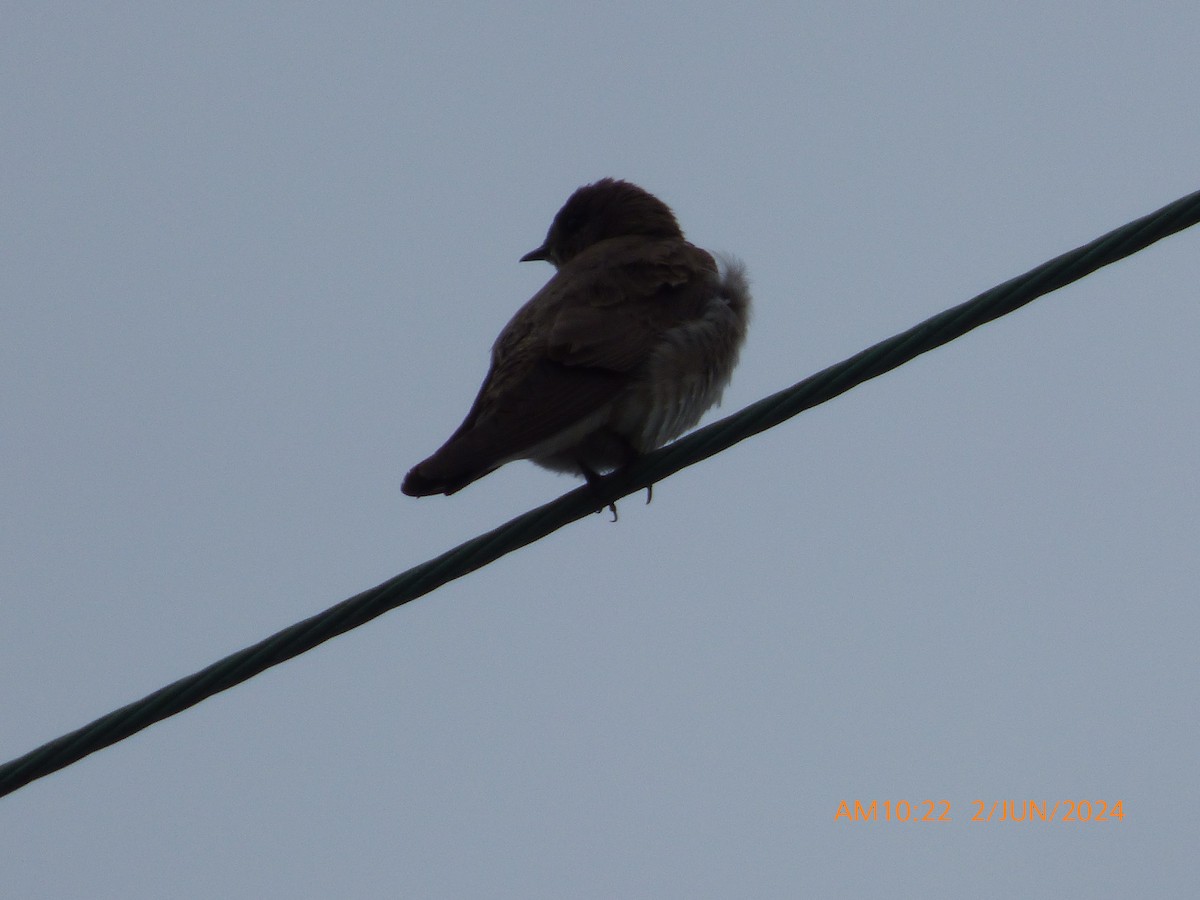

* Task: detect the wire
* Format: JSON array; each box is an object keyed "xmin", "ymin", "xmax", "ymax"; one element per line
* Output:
[{"xmin": 2, "ymin": 187, "xmax": 1198, "ymax": 799}]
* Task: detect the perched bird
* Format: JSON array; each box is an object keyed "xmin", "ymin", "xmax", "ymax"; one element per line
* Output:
[{"xmin": 401, "ymin": 178, "xmax": 750, "ymax": 507}]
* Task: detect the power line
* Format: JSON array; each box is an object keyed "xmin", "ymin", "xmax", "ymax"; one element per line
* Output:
[{"xmin": 2, "ymin": 187, "xmax": 1198, "ymax": 799}]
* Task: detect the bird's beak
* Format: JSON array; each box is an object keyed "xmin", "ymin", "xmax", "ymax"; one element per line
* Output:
[{"xmin": 520, "ymin": 244, "xmax": 550, "ymax": 263}]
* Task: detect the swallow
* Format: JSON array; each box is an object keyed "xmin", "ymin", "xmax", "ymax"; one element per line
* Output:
[{"xmin": 401, "ymin": 178, "xmax": 750, "ymax": 513}]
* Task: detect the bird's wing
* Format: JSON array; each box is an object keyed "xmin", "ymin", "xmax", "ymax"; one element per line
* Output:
[
  {"xmin": 402, "ymin": 239, "xmax": 715, "ymax": 496},
  {"xmin": 544, "ymin": 239, "xmax": 718, "ymax": 371}
]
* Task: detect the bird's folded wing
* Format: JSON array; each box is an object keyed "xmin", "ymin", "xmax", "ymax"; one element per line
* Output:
[{"xmin": 545, "ymin": 241, "xmax": 716, "ymax": 371}]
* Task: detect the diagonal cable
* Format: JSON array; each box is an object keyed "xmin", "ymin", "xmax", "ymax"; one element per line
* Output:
[{"xmin": 2, "ymin": 187, "xmax": 1198, "ymax": 799}]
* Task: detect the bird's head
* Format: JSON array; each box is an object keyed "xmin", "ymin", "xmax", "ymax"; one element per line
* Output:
[{"xmin": 520, "ymin": 178, "xmax": 684, "ymax": 268}]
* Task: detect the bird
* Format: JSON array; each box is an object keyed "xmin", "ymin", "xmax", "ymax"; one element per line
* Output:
[{"xmin": 401, "ymin": 178, "xmax": 751, "ymax": 512}]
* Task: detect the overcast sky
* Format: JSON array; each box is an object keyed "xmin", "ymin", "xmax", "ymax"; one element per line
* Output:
[{"xmin": 3, "ymin": 3, "xmax": 1198, "ymax": 897}]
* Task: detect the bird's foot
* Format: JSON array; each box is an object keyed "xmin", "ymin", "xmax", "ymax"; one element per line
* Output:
[{"xmin": 580, "ymin": 466, "xmax": 619, "ymax": 522}]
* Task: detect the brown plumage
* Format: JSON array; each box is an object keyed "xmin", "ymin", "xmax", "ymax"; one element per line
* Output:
[{"xmin": 401, "ymin": 178, "xmax": 750, "ymax": 499}]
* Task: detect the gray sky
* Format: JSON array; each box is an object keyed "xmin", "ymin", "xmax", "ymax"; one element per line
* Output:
[{"xmin": 3, "ymin": 3, "xmax": 1198, "ymax": 897}]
